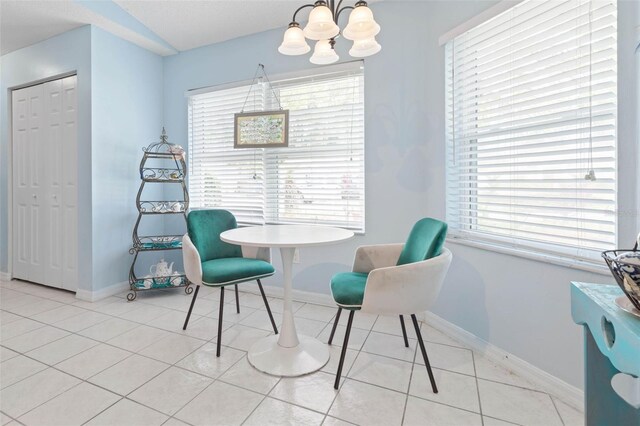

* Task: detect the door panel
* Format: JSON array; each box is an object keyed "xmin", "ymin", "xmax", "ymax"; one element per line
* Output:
[
  {"xmin": 12, "ymin": 75, "xmax": 77, "ymax": 290},
  {"xmin": 45, "ymin": 79, "xmax": 63, "ymax": 286},
  {"xmin": 61, "ymin": 76, "xmax": 78, "ymax": 290},
  {"xmin": 27, "ymin": 84, "xmax": 49, "ymax": 285},
  {"xmin": 12, "ymin": 87, "xmax": 31, "ymax": 280}
]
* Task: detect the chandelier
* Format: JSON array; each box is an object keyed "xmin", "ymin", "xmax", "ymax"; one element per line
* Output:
[{"xmin": 278, "ymin": 0, "xmax": 381, "ymax": 65}]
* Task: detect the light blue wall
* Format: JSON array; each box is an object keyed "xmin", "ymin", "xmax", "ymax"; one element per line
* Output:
[
  {"xmin": 0, "ymin": 26, "xmax": 93, "ymax": 289},
  {"xmin": 162, "ymin": 0, "xmax": 496, "ymax": 289},
  {"xmin": 90, "ymin": 26, "xmax": 164, "ymax": 290},
  {"xmin": 163, "ymin": 0, "xmax": 639, "ymax": 390}
]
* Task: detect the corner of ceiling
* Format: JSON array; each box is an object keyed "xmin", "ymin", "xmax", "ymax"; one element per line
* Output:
[{"xmin": 74, "ymin": 0, "xmax": 179, "ymax": 56}]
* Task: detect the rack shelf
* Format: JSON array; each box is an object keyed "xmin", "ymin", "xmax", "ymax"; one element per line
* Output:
[
  {"xmin": 131, "ymin": 274, "xmax": 187, "ymax": 290},
  {"xmin": 128, "ymin": 128, "xmax": 192, "ymax": 301},
  {"xmin": 137, "ymin": 201, "xmax": 187, "ymax": 214},
  {"xmin": 142, "ymin": 177, "xmax": 185, "ymax": 183},
  {"xmin": 142, "ymin": 152, "xmax": 185, "ymax": 160},
  {"xmin": 140, "ymin": 167, "xmax": 185, "ymax": 182},
  {"xmin": 131, "ymin": 235, "xmax": 183, "ymax": 252}
]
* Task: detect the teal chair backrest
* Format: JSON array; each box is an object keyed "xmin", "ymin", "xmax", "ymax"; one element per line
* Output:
[
  {"xmin": 396, "ymin": 218, "xmax": 448, "ymax": 266},
  {"xmin": 187, "ymin": 209, "xmax": 243, "ymax": 262}
]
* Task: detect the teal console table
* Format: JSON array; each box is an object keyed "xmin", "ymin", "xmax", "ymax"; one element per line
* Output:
[{"xmin": 571, "ymin": 282, "xmax": 640, "ymax": 425}]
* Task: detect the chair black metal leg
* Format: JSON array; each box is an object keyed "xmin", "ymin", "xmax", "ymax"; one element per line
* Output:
[
  {"xmin": 183, "ymin": 285, "xmax": 200, "ymax": 330},
  {"xmin": 257, "ymin": 279, "xmax": 278, "ymax": 334},
  {"xmin": 216, "ymin": 287, "xmax": 225, "ymax": 357},
  {"xmin": 411, "ymin": 314, "xmax": 438, "ymax": 393},
  {"xmin": 328, "ymin": 307, "xmax": 343, "ymax": 345},
  {"xmin": 235, "ymin": 284, "xmax": 240, "ymax": 314},
  {"xmin": 399, "ymin": 315, "xmax": 409, "ymax": 348},
  {"xmin": 334, "ymin": 309, "xmax": 355, "ymax": 390}
]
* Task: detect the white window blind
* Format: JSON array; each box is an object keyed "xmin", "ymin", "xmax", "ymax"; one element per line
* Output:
[
  {"xmin": 188, "ymin": 63, "xmax": 365, "ymax": 231},
  {"xmin": 188, "ymin": 85, "xmax": 265, "ymax": 224},
  {"xmin": 445, "ymin": 0, "xmax": 617, "ymax": 262}
]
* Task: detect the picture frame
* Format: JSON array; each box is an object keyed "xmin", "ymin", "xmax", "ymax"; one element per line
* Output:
[{"xmin": 234, "ymin": 110, "xmax": 289, "ymax": 148}]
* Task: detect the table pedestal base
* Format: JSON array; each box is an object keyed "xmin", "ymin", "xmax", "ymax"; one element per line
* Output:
[{"xmin": 248, "ymin": 335, "xmax": 330, "ymax": 377}]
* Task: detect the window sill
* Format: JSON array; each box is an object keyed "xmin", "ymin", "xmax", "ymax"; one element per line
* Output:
[{"xmin": 445, "ymin": 235, "xmax": 612, "ymax": 277}]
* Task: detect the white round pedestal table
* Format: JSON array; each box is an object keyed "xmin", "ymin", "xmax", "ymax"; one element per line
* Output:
[{"xmin": 220, "ymin": 225, "xmax": 354, "ymax": 377}]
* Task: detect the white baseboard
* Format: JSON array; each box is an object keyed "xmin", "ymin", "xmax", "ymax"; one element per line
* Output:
[
  {"xmin": 424, "ymin": 311, "xmax": 584, "ymax": 411},
  {"xmin": 0, "ymin": 271, "xmax": 11, "ymax": 281},
  {"xmin": 244, "ymin": 283, "xmax": 335, "ymax": 307},
  {"xmin": 75, "ymin": 281, "xmax": 129, "ymax": 302}
]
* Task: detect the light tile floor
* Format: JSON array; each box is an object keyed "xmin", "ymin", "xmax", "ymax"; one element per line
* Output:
[{"xmin": 0, "ymin": 279, "xmax": 584, "ymax": 426}]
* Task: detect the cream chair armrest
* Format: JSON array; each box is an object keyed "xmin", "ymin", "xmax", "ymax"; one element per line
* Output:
[
  {"xmin": 361, "ymin": 248, "xmax": 452, "ymax": 315},
  {"xmin": 241, "ymin": 246, "xmax": 271, "ymax": 263},
  {"xmin": 352, "ymin": 243, "xmax": 404, "ymax": 273},
  {"xmin": 182, "ymin": 234, "xmax": 202, "ymax": 285}
]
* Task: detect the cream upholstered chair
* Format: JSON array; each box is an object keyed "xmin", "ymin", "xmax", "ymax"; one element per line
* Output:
[
  {"xmin": 182, "ymin": 209, "xmax": 278, "ymax": 357},
  {"xmin": 328, "ymin": 218, "xmax": 452, "ymax": 390}
]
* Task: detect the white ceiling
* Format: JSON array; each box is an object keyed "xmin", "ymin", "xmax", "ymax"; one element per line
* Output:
[
  {"xmin": 115, "ymin": 0, "xmax": 303, "ymax": 52},
  {"xmin": 0, "ymin": 0, "xmax": 176, "ymax": 55},
  {"xmin": 0, "ymin": 1, "xmax": 87, "ymax": 55},
  {"xmin": 1, "ymin": 0, "xmax": 382, "ymax": 56}
]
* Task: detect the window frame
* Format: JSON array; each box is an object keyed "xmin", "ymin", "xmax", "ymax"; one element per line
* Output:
[{"xmin": 444, "ymin": 0, "xmax": 618, "ymax": 273}]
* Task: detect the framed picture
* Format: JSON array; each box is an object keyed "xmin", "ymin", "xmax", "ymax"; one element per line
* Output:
[{"xmin": 234, "ymin": 110, "xmax": 289, "ymax": 148}]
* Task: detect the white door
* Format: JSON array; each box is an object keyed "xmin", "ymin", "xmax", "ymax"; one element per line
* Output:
[{"xmin": 12, "ymin": 75, "xmax": 78, "ymax": 291}]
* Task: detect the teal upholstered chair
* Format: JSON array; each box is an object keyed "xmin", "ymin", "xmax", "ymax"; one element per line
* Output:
[
  {"xmin": 328, "ymin": 218, "xmax": 452, "ymax": 389},
  {"xmin": 182, "ymin": 209, "xmax": 278, "ymax": 357}
]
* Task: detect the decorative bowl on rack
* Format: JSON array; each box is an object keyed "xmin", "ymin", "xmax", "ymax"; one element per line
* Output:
[
  {"xmin": 602, "ymin": 249, "xmax": 640, "ymax": 311},
  {"xmin": 169, "ymin": 145, "xmax": 185, "ymax": 157}
]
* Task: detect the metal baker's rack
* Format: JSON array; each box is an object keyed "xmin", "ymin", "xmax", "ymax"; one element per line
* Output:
[{"xmin": 127, "ymin": 128, "xmax": 193, "ymax": 301}]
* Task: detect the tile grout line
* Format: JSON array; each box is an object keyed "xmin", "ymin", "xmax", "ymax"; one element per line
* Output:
[
  {"xmin": 401, "ymin": 320, "xmax": 420, "ymax": 426},
  {"xmin": 470, "ymin": 349, "xmax": 485, "ymax": 426},
  {"xmin": 264, "ymin": 393, "xmax": 333, "ymax": 420},
  {"xmin": 238, "ymin": 394, "xmax": 270, "ymax": 426},
  {"xmin": 247, "ymin": 392, "xmax": 344, "ymax": 424},
  {"xmin": 323, "ymin": 415, "xmax": 359, "ymax": 426},
  {"xmin": 78, "ymin": 395, "xmax": 125, "ymax": 426},
  {"xmin": 17, "ymin": 379, "xmax": 112, "ymax": 424},
  {"xmin": 173, "ymin": 350, "xmax": 271, "ymax": 425},
  {"xmin": 323, "ymin": 311, "xmax": 380, "ymax": 420},
  {"xmin": 482, "ymin": 415, "xmax": 523, "ymax": 426},
  {"xmin": 0, "ymin": 410, "xmax": 18, "ymax": 426},
  {"xmin": 549, "ymin": 394, "xmax": 567, "ymax": 426}
]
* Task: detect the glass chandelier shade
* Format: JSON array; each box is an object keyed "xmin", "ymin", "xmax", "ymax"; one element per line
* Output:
[
  {"xmin": 278, "ymin": 23, "xmax": 311, "ymax": 55},
  {"xmin": 303, "ymin": 3, "xmax": 340, "ymax": 40},
  {"xmin": 280, "ymin": 0, "xmax": 381, "ymax": 64},
  {"xmin": 349, "ymin": 37, "xmax": 381, "ymax": 57},
  {"xmin": 342, "ymin": 3, "xmax": 380, "ymax": 41},
  {"xmin": 310, "ymin": 39, "xmax": 339, "ymax": 64}
]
